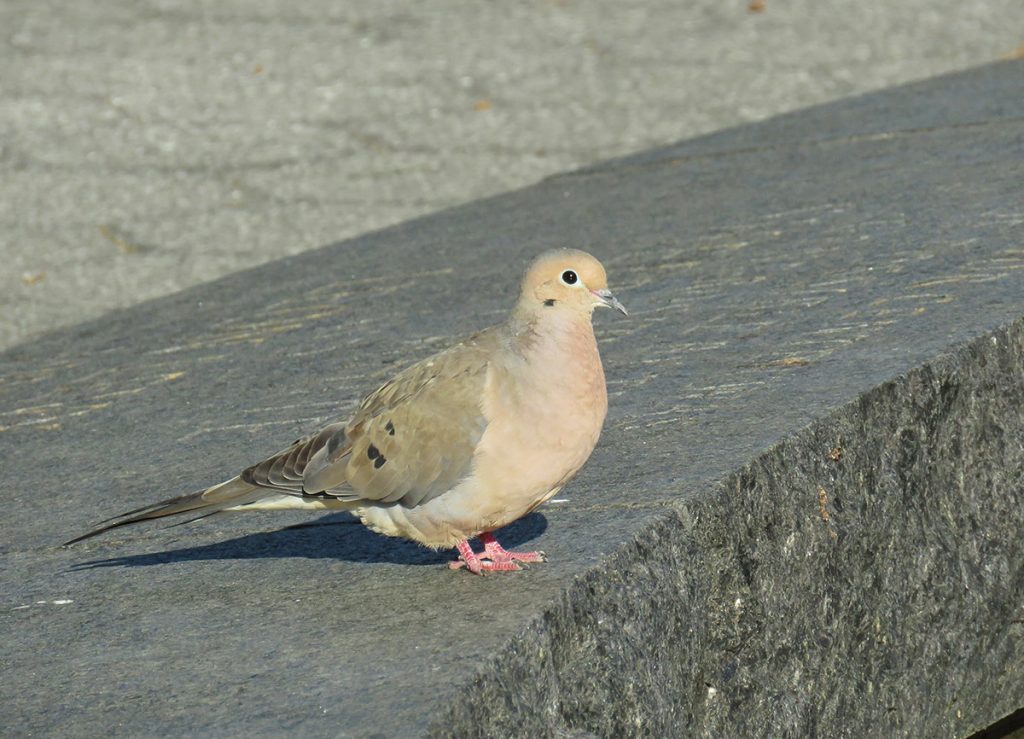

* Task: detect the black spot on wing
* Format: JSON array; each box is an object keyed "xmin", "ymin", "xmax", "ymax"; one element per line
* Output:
[
  {"xmin": 385, "ymin": 420, "xmax": 395, "ymax": 436},
  {"xmin": 367, "ymin": 442, "xmax": 387, "ymax": 469}
]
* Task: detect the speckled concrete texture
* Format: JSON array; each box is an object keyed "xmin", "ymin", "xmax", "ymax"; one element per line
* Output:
[
  {"xmin": 2, "ymin": 0, "xmax": 1022, "ymax": 350},
  {"xmin": 436, "ymin": 321, "xmax": 1024, "ymax": 736}
]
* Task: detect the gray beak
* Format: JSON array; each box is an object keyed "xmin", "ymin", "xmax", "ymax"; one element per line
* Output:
[{"xmin": 592, "ymin": 288, "xmax": 628, "ymax": 316}]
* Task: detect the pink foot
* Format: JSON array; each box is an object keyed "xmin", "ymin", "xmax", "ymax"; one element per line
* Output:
[
  {"xmin": 479, "ymin": 532, "xmax": 547, "ymax": 564},
  {"xmin": 448, "ymin": 535, "xmax": 546, "ymax": 574}
]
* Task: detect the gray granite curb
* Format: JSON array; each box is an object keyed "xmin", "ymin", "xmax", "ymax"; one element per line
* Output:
[
  {"xmin": 2, "ymin": 61, "xmax": 1023, "ymax": 736},
  {"xmin": 435, "ymin": 318, "xmax": 1024, "ymax": 736}
]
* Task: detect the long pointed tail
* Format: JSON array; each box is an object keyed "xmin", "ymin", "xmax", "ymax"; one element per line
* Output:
[{"xmin": 63, "ymin": 477, "xmax": 266, "ymax": 546}]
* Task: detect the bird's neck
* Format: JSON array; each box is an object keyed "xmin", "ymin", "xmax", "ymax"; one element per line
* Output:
[
  {"xmin": 504, "ymin": 305, "xmax": 601, "ymax": 378},
  {"xmin": 509, "ymin": 300, "xmax": 592, "ymax": 343},
  {"xmin": 499, "ymin": 305, "xmax": 607, "ymax": 427}
]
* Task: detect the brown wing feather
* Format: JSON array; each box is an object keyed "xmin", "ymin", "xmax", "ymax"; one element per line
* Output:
[
  {"xmin": 239, "ymin": 328, "xmax": 496, "ymax": 509},
  {"xmin": 240, "ymin": 422, "xmax": 346, "ymax": 493},
  {"xmin": 313, "ymin": 328, "xmax": 496, "ymax": 505}
]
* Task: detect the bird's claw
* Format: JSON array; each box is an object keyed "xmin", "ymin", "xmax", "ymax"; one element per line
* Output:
[
  {"xmin": 448, "ymin": 555, "xmax": 523, "ymax": 574},
  {"xmin": 451, "ymin": 537, "xmax": 545, "ymax": 574}
]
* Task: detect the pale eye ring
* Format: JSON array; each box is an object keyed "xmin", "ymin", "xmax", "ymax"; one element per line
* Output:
[{"xmin": 560, "ymin": 269, "xmax": 578, "ymax": 285}]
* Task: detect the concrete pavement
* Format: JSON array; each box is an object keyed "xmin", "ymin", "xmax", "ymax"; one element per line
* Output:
[{"xmin": 2, "ymin": 0, "xmax": 1022, "ymax": 350}]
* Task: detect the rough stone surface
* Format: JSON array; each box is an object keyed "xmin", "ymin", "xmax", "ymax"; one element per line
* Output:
[
  {"xmin": 2, "ymin": 62, "xmax": 1023, "ymax": 736},
  {"xmin": 436, "ymin": 323, "xmax": 1024, "ymax": 736},
  {"xmin": 2, "ymin": 0, "xmax": 1023, "ymax": 351}
]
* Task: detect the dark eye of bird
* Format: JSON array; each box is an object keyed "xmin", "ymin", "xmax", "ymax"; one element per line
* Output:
[{"xmin": 561, "ymin": 270, "xmax": 578, "ymax": 285}]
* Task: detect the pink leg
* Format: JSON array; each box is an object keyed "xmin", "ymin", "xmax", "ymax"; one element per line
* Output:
[
  {"xmin": 448, "ymin": 539, "xmax": 520, "ymax": 574},
  {"xmin": 479, "ymin": 532, "xmax": 547, "ymax": 564},
  {"xmin": 449, "ymin": 539, "xmax": 485, "ymax": 574},
  {"xmin": 448, "ymin": 535, "xmax": 545, "ymax": 574}
]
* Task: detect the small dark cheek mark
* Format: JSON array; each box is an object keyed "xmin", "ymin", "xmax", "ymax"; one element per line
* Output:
[
  {"xmin": 385, "ymin": 420, "xmax": 395, "ymax": 435},
  {"xmin": 543, "ymin": 299, "xmax": 556, "ymax": 307},
  {"xmin": 367, "ymin": 444, "xmax": 380, "ymax": 460},
  {"xmin": 374, "ymin": 455, "xmax": 387, "ymax": 469}
]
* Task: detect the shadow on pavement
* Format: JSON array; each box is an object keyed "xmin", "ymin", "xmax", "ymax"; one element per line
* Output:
[{"xmin": 69, "ymin": 511, "xmax": 549, "ymax": 569}]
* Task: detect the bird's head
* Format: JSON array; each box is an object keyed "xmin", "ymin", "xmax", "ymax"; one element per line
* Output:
[{"xmin": 518, "ymin": 249, "xmax": 627, "ymax": 318}]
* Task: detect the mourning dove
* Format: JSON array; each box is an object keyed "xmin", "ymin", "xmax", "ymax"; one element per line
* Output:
[{"xmin": 66, "ymin": 249, "xmax": 626, "ymax": 574}]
